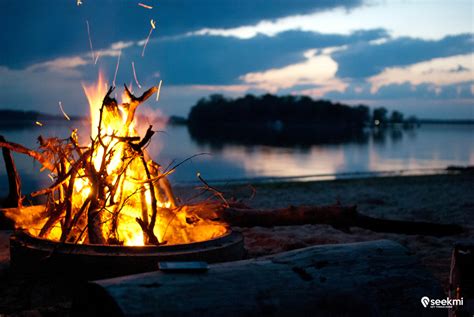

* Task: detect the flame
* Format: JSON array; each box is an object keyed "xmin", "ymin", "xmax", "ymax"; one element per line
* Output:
[{"xmin": 9, "ymin": 71, "xmax": 227, "ymax": 246}]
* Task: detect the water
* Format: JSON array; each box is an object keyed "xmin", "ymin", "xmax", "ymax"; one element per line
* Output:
[{"xmin": 0, "ymin": 122, "xmax": 473, "ymax": 194}]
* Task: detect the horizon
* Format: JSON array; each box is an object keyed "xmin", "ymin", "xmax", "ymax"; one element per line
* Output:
[{"xmin": 0, "ymin": 0, "xmax": 473, "ymax": 120}]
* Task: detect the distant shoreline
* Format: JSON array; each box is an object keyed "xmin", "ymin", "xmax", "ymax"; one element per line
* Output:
[
  {"xmin": 172, "ymin": 165, "xmax": 473, "ymax": 186},
  {"xmin": 1, "ymin": 109, "xmax": 473, "ymax": 126},
  {"xmin": 416, "ymin": 119, "xmax": 474, "ymax": 125}
]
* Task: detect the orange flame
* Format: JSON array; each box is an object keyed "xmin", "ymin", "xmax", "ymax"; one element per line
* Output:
[{"xmin": 6, "ymin": 71, "xmax": 227, "ymax": 246}]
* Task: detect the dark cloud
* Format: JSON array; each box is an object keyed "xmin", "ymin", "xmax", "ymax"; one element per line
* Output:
[
  {"xmin": 0, "ymin": 0, "xmax": 362, "ymax": 68},
  {"xmin": 104, "ymin": 29, "xmax": 388, "ymax": 86},
  {"xmin": 332, "ymin": 34, "xmax": 473, "ymax": 78},
  {"xmin": 323, "ymin": 81, "xmax": 474, "ymax": 101}
]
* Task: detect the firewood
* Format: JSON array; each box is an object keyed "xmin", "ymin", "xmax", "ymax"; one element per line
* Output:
[
  {"xmin": 123, "ymin": 85, "xmax": 158, "ymax": 130},
  {"xmin": 139, "ymin": 155, "xmax": 160, "ymax": 244}
]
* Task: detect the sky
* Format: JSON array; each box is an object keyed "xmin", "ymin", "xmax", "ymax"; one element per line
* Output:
[{"xmin": 0, "ymin": 0, "xmax": 473, "ymax": 119}]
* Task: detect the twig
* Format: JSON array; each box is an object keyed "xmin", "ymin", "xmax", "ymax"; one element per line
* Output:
[{"xmin": 197, "ymin": 173, "xmax": 229, "ymax": 207}]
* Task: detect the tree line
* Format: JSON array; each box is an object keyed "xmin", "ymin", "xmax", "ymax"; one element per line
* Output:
[{"xmin": 188, "ymin": 94, "xmax": 414, "ymax": 127}]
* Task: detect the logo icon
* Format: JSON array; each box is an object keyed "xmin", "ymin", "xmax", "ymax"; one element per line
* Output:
[{"xmin": 421, "ymin": 296, "xmax": 430, "ymax": 308}]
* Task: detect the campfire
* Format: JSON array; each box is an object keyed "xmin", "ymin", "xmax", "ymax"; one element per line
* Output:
[{"xmin": 1, "ymin": 73, "xmax": 228, "ymax": 247}]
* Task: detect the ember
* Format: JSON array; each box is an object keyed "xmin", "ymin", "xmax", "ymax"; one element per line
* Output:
[{"xmin": 1, "ymin": 72, "xmax": 228, "ymax": 246}]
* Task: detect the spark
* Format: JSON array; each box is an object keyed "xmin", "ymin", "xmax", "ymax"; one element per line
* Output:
[
  {"xmin": 77, "ymin": 0, "xmax": 82, "ymax": 6},
  {"xmin": 156, "ymin": 80, "xmax": 162, "ymax": 101},
  {"xmin": 141, "ymin": 20, "xmax": 156, "ymax": 57},
  {"xmin": 113, "ymin": 50, "xmax": 121, "ymax": 87},
  {"xmin": 94, "ymin": 51, "xmax": 101, "ymax": 65},
  {"xmin": 35, "ymin": 121, "xmax": 43, "ymax": 127},
  {"xmin": 138, "ymin": 3, "xmax": 153, "ymax": 9},
  {"xmin": 59, "ymin": 101, "xmax": 71, "ymax": 121},
  {"xmin": 86, "ymin": 20, "xmax": 95, "ymax": 63},
  {"xmin": 132, "ymin": 62, "xmax": 142, "ymax": 89}
]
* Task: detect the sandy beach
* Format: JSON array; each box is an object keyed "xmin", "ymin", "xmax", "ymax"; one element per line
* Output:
[
  {"xmin": 0, "ymin": 172, "xmax": 473, "ymax": 313},
  {"xmin": 177, "ymin": 172, "xmax": 474, "ymax": 290}
]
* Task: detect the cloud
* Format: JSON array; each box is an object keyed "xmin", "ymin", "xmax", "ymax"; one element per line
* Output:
[
  {"xmin": 333, "ymin": 34, "xmax": 474, "ymax": 78},
  {"xmin": 240, "ymin": 48, "xmax": 348, "ymax": 97},
  {"xmin": 189, "ymin": 85, "xmax": 252, "ymax": 93},
  {"xmin": 0, "ymin": 0, "xmax": 362, "ymax": 69},
  {"xmin": 20, "ymin": 40, "xmax": 135, "ymax": 78},
  {"xmin": 1, "ymin": 0, "xmax": 472, "ymax": 120},
  {"xmin": 188, "ymin": 1, "xmax": 472, "ymax": 40},
  {"xmin": 368, "ymin": 53, "xmax": 474, "ymax": 93},
  {"xmin": 129, "ymin": 29, "xmax": 387, "ymax": 86},
  {"xmin": 27, "ymin": 56, "xmax": 89, "ymax": 77}
]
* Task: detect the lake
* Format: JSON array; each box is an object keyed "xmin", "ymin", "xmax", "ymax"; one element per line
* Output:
[{"xmin": 0, "ymin": 121, "xmax": 473, "ymax": 194}]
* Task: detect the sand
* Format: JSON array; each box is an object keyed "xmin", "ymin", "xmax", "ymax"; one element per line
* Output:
[
  {"xmin": 197, "ymin": 172, "xmax": 473, "ymax": 291},
  {"xmin": 0, "ymin": 172, "xmax": 472, "ymax": 313}
]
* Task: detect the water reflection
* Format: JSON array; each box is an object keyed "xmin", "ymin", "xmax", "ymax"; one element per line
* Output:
[
  {"xmin": 188, "ymin": 123, "xmax": 368, "ymax": 149},
  {"xmin": 0, "ymin": 123, "xmax": 473, "ymax": 194}
]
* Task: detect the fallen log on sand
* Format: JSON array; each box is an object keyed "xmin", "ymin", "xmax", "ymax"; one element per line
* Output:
[
  {"xmin": 215, "ymin": 205, "xmax": 464, "ymax": 236},
  {"xmin": 74, "ymin": 240, "xmax": 445, "ymax": 317}
]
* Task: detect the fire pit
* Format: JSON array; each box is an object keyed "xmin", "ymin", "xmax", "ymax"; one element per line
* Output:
[
  {"xmin": 0, "ymin": 75, "xmax": 245, "ymax": 278},
  {"xmin": 9, "ymin": 229, "xmax": 244, "ymax": 279}
]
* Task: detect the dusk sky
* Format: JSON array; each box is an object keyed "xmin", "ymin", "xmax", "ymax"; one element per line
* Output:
[{"xmin": 0, "ymin": 0, "xmax": 473, "ymax": 119}]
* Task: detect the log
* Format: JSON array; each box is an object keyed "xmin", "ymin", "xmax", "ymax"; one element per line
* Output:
[
  {"xmin": 74, "ymin": 240, "xmax": 445, "ymax": 317},
  {"xmin": 0, "ymin": 135, "xmax": 22, "ymax": 208},
  {"xmin": 217, "ymin": 205, "xmax": 464, "ymax": 236}
]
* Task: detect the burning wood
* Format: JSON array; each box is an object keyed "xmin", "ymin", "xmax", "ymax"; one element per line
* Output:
[{"xmin": 0, "ymin": 75, "xmax": 228, "ymax": 246}]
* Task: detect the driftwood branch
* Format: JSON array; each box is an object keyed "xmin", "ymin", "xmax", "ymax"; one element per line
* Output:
[
  {"xmin": 0, "ymin": 135, "xmax": 22, "ymax": 208},
  {"xmin": 0, "ymin": 139, "xmax": 54, "ymax": 171},
  {"xmin": 216, "ymin": 205, "xmax": 464, "ymax": 236}
]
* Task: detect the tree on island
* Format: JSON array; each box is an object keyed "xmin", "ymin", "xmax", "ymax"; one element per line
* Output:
[
  {"xmin": 189, "ymin": 94, "xmax": 371, "ymax": 129},
  {"xmin": 390, "ymin": 111, "xmax": 404, "ymax": 123}
]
